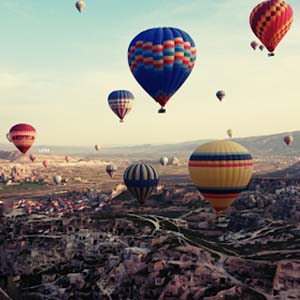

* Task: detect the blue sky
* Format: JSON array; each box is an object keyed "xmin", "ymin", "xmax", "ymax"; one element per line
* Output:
[{"xmin": 0, "ymin": 0, "xmax": 299, "ymax": 146}]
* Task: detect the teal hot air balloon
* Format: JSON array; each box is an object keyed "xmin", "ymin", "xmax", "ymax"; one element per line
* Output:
[
  {"xmin": 128, "ymin": 27, "xmax": 196, "ymax": 113},
  {"xmin": 123, "ymin": 163, "xmax": 159, "ymax": 204}
]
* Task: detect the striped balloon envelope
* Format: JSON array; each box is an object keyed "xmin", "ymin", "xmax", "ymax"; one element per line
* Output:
[
  {"xmin": 128, "ymin": 27, "xmax": 196, "ymax": 113},
  {"xmin": 123, "ymin": 163, "xmax": 159, "ymax": 204},
  {"xmin": 9, "ymin": 123, "xmax": 36, "ymax": 154},
  {"xmin": 108, "ymin": 90, "xmax": 134, "ymax": 122},
  {"xmin": 188, "ymin": 141, "xmax": 253, "ymax": 215},
  {"xmin": 250, "ymin": 0, "xmax": 293, "ymax": 55},
  {"xmin": 106, "ymin": 164, "xmax": 118, "ymax": 178}
]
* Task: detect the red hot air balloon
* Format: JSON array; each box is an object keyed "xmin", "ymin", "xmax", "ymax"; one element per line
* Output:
[
  {"xmin": 43, "ymin": 160, "xmax": 48, "ymax": 168},
  {"xmin": 284, "ymin": 135, "xmax": 293, "ymax": 146},
  {"xmin": 250, "ymin": 0, "xmax": 293, "ymax": 56},
  {"xmin": 250, "ymin": 41, "xmax": 259, "ymax": 50},
  {"xmin": 29, "ymin": 154, "xmax": 36, "ymax": 162},
  {"xmin": 9, "ymin": 124, "xmax": 36, "ymax": 154}
]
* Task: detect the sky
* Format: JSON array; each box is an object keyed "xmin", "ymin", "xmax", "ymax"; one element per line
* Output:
[{"xmin": 0, "ymin": 0, "xmax": 299, "ymax": 146}]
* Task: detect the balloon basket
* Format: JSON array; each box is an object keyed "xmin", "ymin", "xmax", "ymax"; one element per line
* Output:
[
  {"xmin": 158, "ymin": 108, "xmax": 166, "ymax": 113},
  {"xmin": 120, "ymin": 119, "xmax": 124, "ymax": 123},
  {"xmin": 268, "ymin": 53, "xmax": 275, "ymax": 57}
]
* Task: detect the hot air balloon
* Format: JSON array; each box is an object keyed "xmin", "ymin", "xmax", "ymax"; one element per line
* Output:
[
  {"xmin": 170, "ymin": 156, "xmax": 180, "ymax": 166},
  {"xmin": 75, "ymin": 0, "xmax": 86, "ymax": 13},
  {"xmin": 123, "ymin": 163, "xmax": 159, "ymax": 204},
  {"xmin": 188, "ymin": 141, "xmax": 253, "ymax": 215},
  {"xmin": 250, "ymin": 41, "xmax": 259, "ymax": 50},
  {"xmin": 160, "ymin": 156, "xmax": 168, "ymax": 167},
  {"xmin": 284, "ymin": 135, "xmax": 293, "ymax": 146},
  {"xmin": 216, "ymin": 90, "xmax": 225, "ymax": 102},
  {"xmin": 53, "ymin": 175, "xmax": 62, "ymax": 185},
  {"xmin": 65, "ymin": 156, "xmax": 70, "ymax": 163},
  {"xmin": 29, "ymin": 154, "xmax": 36, "ymax": 162},
  {"xmin": 43, "ymin": 160, "xmax": 48, "ymax": 168},
  {"xmin": 128, "ymin": 27, "xmax": 196, "ymax": 113},
  {"xmin": 259, "ymin": 45, "xmax": 264, "ymax": 51},
  {"xmin": 108, "ymin": 90, "xmax": 134, "ymax": 122},
  {"xmin": 95, "ymin": 145, "xmax": 100, "ymax": 152},
  {"xmin": 227, "ymin": 129, "xmax": 233, "ymax": 139},
  {"xmin": 106, "ymin": 164, "xmax": 117, "ymax": 178},
  {"xmin": 9, "ymin": 124, "xmax": 36, "ymax": 154},
  {"xmin": 250, "ymin": 0, "xmax": 293, "ymax": 56}
]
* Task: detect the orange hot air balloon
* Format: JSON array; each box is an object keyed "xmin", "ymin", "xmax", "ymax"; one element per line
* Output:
[
  {"xmin": 284, "ymin": 135, "xmax": 293, "ymax": 146},
  {"xmin": 95, "ymin": 145, "xmax": 100, "ymax": 152},
  {"xmin": 29, "ymin": 154, "xmax": 36, "ymax": 162},
  {"xmin": 9, "ymin": 123, "xmax": 36, "ymax": 154},
  {"xmin": 250, "ymin": 0, "xmax": 293, "ymax": 56},
  {"xmin": 42, "ymin": 160, "xmax": 48, "ymax": 168}
]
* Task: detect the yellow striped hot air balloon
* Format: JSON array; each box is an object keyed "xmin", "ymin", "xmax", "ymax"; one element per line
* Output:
[
  {"xmin": 188, "ymin": 140, "xmax": 253, "ymax": 215},
  {"xmin": 123, "ymin": 163, "xmax": 159, "ymax": 205}
]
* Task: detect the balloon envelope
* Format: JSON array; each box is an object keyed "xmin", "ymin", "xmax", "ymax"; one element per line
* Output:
[
  {"xmin": 160, "ymin": 156, "xmax": 168, "ymax": 167},
  {"xmin": 53, "ymin": 175, "xmax": 62, "ymax": 185},
  {"xmin": 9, "ymin": 123, "xmax": 36, "ymax": 154},
  {"xmin": 29, "ymin": 154, "xmax": 36, "ymax": 162},
  {"xmin": 250, "ymin": 41, "xmax": 259, "ymax": 50},
  {"xmin": 128, "ymin": 27, "xmax": 196, "ymax": 112},
  {"xmin": 188, "ymin": 141, "xmax": 253, "ymax": 214},
  {"xmin": 216, "ymin": 90, "xmax": 225, "ymax": 101},
  {"xmin": 108, "ymin": 90, "xmax": 134, "ymax": 122},
  {"xmin": 75, "ymin": 0, "xmax": 86, "ymax": 13},
  {"xmin": 170, "ymin": 156, "xmax": 179, "ymax": 166},
  {"xmin": 123, "ymin": 163, "xmax": 159, "ymax": 204},
  {"xmin": 227, "ymin": 129, "xmax": 233, "ymax": 139},
  {"xmin": 250, "ymin": 0, "xmax": 293, "ymax": 54},
  {"xmin": 106, "ymin": 164, "xmax": 117, "ymax": 178},
  {"xmin": 284, "ymin": 135, "xmax": 293, "ymax": 146},
  {"xmin": 95, "ymin": 145, "xmax": 100, "ymax": 152}
]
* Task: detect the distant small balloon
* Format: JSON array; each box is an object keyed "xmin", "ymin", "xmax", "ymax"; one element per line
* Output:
[
  {"xmin": 29, "ymin": 154, "xmax": 36, "ymax": 162},
  {"xmin": 95, "ymin": 145, "xmax": 100, "ymax": 152},
  {"xmin": 53, "ymin": 175, "xmax": 62, "ymax": 185},
  {"xmin": 160, "ymin": 156, "xmax": 168, "ymax": 167},
  {"xmin": 170, "ymin": 156, "xmax": 179, "ymax": 166},
  {"xmin": 75, "ymin": 0, "xmax": 86, "ymax": 13},
  {"xmin": 227, "ymin": 129, "xmax": 233, "ymax": 139},
  {"xmin": 284, "ymin": 135, "xmax": 293, "ymax": 146},
  {"xmin": 216, "ymin": 90, "xmax": 225, "ymax": 102},
  {"xmin": 65, "ymin": 156, "xmax": 70, "ymax": 163},
  {"xmin": 106, "ymin": 164, "xmax": 117, "ymax": 178},
  {"xmin": 250, "ymin": 41, "xmax": 259, "ymax": 50},
  {"xmin": 43, "ymin": 160, "xmax": 48, "ymax": 168},
  {"xmin": 259, "ymin": 45, "xmax": 264, "ymax": 51}
]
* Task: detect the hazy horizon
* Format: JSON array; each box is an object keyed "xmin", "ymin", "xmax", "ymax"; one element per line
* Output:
[{"xmin": 1, "ymin": 0, "xmax": 300, "ymax": 146}]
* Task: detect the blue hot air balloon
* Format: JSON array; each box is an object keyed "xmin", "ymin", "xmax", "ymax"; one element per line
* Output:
[
  {"xmin": 108, "ymin": 90, "xmax": 134, "ymax": 122},
  {"xmin": 128, "ymin": 27, "xmax": 196, "ymax": 113},
  {"xmin": 123, "ymin": 163, "xmax": 159, "ymax": 204}
]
